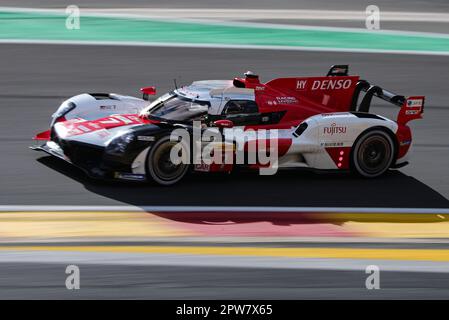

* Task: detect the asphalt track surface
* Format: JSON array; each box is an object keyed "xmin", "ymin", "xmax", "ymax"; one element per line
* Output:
[
  {"xmin": 0, "ymin": 1, "xmax": 449, "ymax": 299},
  {"xmin": 0, "ymin": 44, "xmax": 448, "ymax": 208},
  {"xmin": 1, "ymin": 240, "xmax": 449, "ymax": 299},
  {"xmin": 1, "ymin": 262, "xmax": 449, "ymax": 299},
  {"xmin": 5, "ymin": 0, "xmax": 449, "ymax": 12}
]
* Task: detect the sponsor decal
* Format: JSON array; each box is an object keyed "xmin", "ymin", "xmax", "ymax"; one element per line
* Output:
[
  {"xmin": 137, "ymin": 135, "xmax": 155, "ymax": 142},
  {"xmin": 321, "ymin": 142, "xmax": 344, "ymax": 147},
  {"xmin": 296, "ymin": 80, "xmax": 307, "ymax": 90},
  {"xmin": 400, "ymin": 140, "xmax": 412, "ymax": 146},
  {"xmin": 323, "ymin": 123, "xmax": 347, "ymax": 136},
  {"xmin": 99, "ymin": 118, "xmax": 121, "ymax": 125},
  {"xmin": 406, "ymin": 110, "xmax": 420, "ymax": 115},
  {"xmin": 275, "ymin": 96, "xmax": 297, "ymax": 104},
  {"xmin": 114, "ymin": 115, "xmax": 140, "ymax": 124},
  {"xmin": 59, "ymin": 114, "xmax": 145, "ymax": 137},
  {"xmin": 321, "ymin": 113, "xmax": 340, "ymax": 117},
  {"xmin": 114, "ymin": 172, "xmax": 146, "ymax": 181},
  {"xmin": 312, "ymin": 79, "xmax": 352, "ymax": 90},
  {"xmin": 407, "ymin": 99, "xmax": 423, "ymax": 108},
  {"xmin": 255, "ymin": 86, "xmax": 265, "ymax": 91},
  {"xmin": 332, "ymin": 67, "xmax": 347, "ymax": 74},
  {"xmin": 194, "ymin": 163, "xmax": 211, "ymax": 172},
  {"xmin": 100, "ymin": 105, "xmax": 116, "ymax": 110}
]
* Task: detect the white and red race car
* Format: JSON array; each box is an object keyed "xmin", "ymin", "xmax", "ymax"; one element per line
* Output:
[{"xmin": 32, "ymin": 65, "xmax": 424, "ymax": 185}]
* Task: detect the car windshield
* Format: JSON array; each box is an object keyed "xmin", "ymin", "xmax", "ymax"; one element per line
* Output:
[{"xmin": 141, "ymin": 93, "xmax": 210, "ymax": 122}]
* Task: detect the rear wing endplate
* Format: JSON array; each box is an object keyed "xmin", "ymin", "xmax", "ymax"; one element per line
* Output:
[{"xmin": 350, "ymin": 80, "xmax": 424, "ymax": 125}]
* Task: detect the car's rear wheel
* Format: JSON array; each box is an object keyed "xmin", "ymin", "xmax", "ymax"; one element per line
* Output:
[
  {"xmin": 145, "ymin": 136, "xmax": 189, "ymax": 186},
  {"xmin": 351, "ymin": 129, "xmax": 395, "ymax": 178}
]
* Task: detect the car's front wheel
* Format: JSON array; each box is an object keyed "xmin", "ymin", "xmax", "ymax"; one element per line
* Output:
[
  {"xmin": 145, "ymin": 136, "xmax": 190, "ymax": 186},
  {"xmin": 351, "ymin": 129, "xmax": 395, "ymax": 178}
]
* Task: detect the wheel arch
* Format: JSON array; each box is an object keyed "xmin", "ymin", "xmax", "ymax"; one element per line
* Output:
[
  {"xmin": 144, "ymin": 134, "xmax": 191, "ymax": 186},
  {"xmin": 349, "ymin": 125, "xmax": 398, "ymax": 171}
]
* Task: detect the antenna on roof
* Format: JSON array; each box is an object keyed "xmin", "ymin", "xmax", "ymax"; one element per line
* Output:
[{"xmin": 173, "ymin": 78, "xmax": 178, "ymax": 90}]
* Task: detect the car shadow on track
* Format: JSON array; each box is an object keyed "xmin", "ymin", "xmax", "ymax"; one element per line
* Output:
[
  {"xmin": 36, "ymin": 155, "xmax": 449, "ymax": 228},
  {"xmin": 37, "ymin": 155, "xmax": 449, "ymax": 212}
]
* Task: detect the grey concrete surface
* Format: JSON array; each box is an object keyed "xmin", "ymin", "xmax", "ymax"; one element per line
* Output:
[
  {"xmin": 0, "ymin": 243, "xmax": 448, "ymax": 299},
  {"xmin": 2, "ymin": 0, "xmax": 448, "ymax": 12},
  {"xmin": 0, "ymin": 260, "xmax": 448, "ymax": 299}
]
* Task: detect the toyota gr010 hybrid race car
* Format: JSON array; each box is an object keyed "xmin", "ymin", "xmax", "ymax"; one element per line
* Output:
[{"xmin": 32, "ymin": 65, "xmax": 424, "ymax": 186}]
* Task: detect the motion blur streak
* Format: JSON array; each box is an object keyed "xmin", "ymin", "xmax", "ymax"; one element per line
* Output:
[
  {"xmin": 1, "ymin": 9, "xmax": 449, "ymax": 55},
  {"xmin": 1, "ymin": 211, "xmax": 449, "ymax": 239},
  {"xmin": 2, "ymin": 245, "xmax": 449, "ymax": 262}
]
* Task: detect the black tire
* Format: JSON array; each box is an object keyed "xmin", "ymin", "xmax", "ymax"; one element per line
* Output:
[
  {"xmin": 351, "ymin": 129, "xmax": 395, "ymax": 178},
  {"xmin": 145, "ymin": 136, "xmax": 189, "ymax": 186}
]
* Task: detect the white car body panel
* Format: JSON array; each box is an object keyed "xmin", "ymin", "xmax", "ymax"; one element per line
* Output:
[{"xmin": 52, "ymin": 93, "xmax": 148, "ymax": 123}]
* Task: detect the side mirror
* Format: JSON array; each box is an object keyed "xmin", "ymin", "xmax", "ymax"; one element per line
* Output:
[
  {"xmin": 140, "ymin": 86, "xmax": 156, "ymax": 101},
  {"xmin": 214, "ymin": 119, "xmax": 234, "ymax": 129}
]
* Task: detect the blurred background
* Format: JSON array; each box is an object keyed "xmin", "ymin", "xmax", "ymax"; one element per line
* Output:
[{"xmin": 0, "ymin": 0, "xmax": 448, "ymax": 299}]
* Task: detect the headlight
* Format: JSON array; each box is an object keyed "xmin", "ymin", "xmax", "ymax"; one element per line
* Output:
[{"xmin": 105, "ymin": 133, "xmax": 136, "ymax": 155}]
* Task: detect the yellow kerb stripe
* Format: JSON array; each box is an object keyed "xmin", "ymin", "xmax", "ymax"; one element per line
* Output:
[{"xmin": 0, "ymin": 246, "xmax": 449, "ymax": 262}]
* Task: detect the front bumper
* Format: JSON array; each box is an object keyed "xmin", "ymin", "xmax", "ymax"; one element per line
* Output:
[{"xmin": 31, "ymin": 141, "xmax": 147, "ymax": 181}]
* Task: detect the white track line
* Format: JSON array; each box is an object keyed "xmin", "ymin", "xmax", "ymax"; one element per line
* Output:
[
  {"xmin": 1, "ymin": 40, "xmax": 449, "ymax": 57},
  {"xmin": 2, "ymin": 6, "xmax": 449, "ymax": 39},
  {"xmin": 1, "ymin": 251, "xmax": 449, "ymax": 273},
  {"xmin": 0, "ymin": 205, "xmax": 448, "ymax": 214},
  {"xmin": 2, "ymin": 7, "xmax": 449, "ymax": 23}
]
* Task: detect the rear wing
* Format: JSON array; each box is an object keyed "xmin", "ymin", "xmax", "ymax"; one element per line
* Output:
[{"xmin": 350, "ymin": 80, "xmax": 424, "ymax": 125}]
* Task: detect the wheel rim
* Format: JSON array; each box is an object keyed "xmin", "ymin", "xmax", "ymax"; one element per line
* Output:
[
  {"xmin": 151, "ymin": 141, "xmax": 186, "ymax": 182},
  {"xmin": 357, "ymin": 135, "xmax": 391, "ymax": 175}
]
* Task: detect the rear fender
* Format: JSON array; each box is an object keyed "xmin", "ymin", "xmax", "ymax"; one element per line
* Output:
[{"xmin": 299, "ymin": 112, "xmax": 397, "ymax": 169}]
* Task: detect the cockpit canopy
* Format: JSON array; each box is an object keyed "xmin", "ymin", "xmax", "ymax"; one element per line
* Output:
[
  {"xmin": 140, "ymin": 92, "xmax": 210, "ymax": 122},
  {"xmin": 140, "ymin": 78, "xmax": 258, "ymax": 123}
]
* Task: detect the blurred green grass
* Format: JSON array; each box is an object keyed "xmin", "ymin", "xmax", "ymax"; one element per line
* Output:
[{"xmin": 1, "ymin": 11, "xmax": 449, "ymax": 53}]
